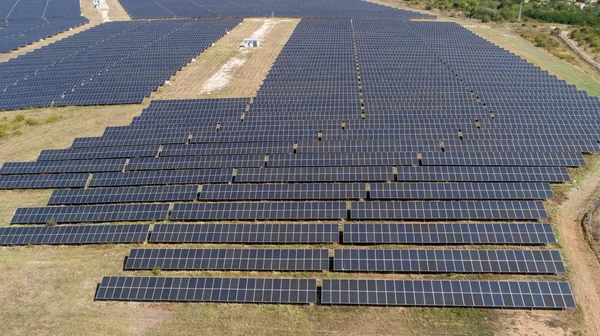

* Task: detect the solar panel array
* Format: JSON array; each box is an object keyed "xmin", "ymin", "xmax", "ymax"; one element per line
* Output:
[
  {"xmin": 125, "ymin": 248, "xmax": 330, "ymax": 271},
  {"xmin": 0, "ymin": 19, "xmax": 241, "ymax": 110},
  {"xmin": 96, "ymin": 276, "xmax": 318, "ymax": 304},
  {"xmin": 333, "ymin": 249, "xmax": 565, "ymax": 274},
  {"xmin": 4, "ymin": 17, "xmax": 588, "ymax": 310},
  {"xmin": 321, "ymin": 279, "xmax": 575, "ymax": 308},
  {"xmin": 116, "ymin": 0, "xmax": 434, "ymax": 20},
  {"xmin": 1, "ymin": 0, "xmax": 81, "ymax": 19},
  {"xmin": 0, "ymin": 17, "xmax": 88, "ymax": 53},
  {"xmin": 0, "ymin": 224, "xmax": 149, "ymax": 245}
]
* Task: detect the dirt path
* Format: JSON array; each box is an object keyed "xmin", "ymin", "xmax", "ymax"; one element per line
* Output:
[
  {"xmin": 151, "ymin": 18, "xmax": 298, "ymax": 100},
  {"xmin": 559, "ymin": 31, "xmax": 600, "ymax": 75},
  {"xmin": 557, "ymin": 168, "xmax": 600, "ymax": 335}
]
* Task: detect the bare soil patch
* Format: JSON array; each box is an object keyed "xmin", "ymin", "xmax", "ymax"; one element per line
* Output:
[{"xmin": 151, "ymin": 18, "xmax": 299, "ymax": 100}]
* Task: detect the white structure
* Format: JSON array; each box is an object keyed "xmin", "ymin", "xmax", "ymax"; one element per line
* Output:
[{"xmin": 243, "ymin": 39, "xmax": 260, "ymax": 48}]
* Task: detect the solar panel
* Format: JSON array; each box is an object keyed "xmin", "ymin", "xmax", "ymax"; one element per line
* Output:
[
  {"xmin": 124, "ymin": 248, "xmax": 330, "ymax": 271},
  {"xmin": 126, "ymin": 155, "xmax": 264, "ymax": 171},
  {"xmin": 11, "ymin": 204, "xmax": 170, "ymax": 224},
  {"xmin": 89, "ymin": 169, "xmax": 232, "ymax": 187},
  {"xmin": 170, "ymin": 202, "xmax": 347, "ymax": 220},
  {"xmin": 95, "ymin": 276, "xmax": 318, "ymax": 304},
  {"xmin": 333, "ymin": 249, "xmax": 565, "ymax": 274},
  {"xmin": 342, "ymin": 223, "xmax": 557, "ymax": 245},
  {"xmin": 421, "ymin": 152, "xmax": 585, "ymax": 167},
  {"xmin": 321, "ymin": 279, "xmax": 576, "ymax": 309},
  {"xmin": 0, "ymin": 224, "xmax": 150, "ymax": 245},
  {"xmin": 0, "ymin": 19, "xmax": 244, "ymax": 111},
  {"xmin": 268, "ymin": 153, "xmax": 417, "ymax": 167},
  {"xmin": 48, "ymin": 185, "xmax": 199, "ymax": 205},
  {"xmin": 236, "ymin": 167, "xmax": 394, "ymax": 183},
  {"xmin": 116, "ymin": 0, "xmax": 434, "ymax": 20},
  {"xmin": 394, "ymin": 166, "xmax": 570, "ymax": 183},
  {"xmin": 150, "ymin": 223, "xmax": 339, "ymax": 244},
  {"xmin": 0, "ymin": 173, "xmax": 90, "ymax": 189},
  {"xmin": 369, "ymin": 182, "xmax": 553, "ymax": 200},
  {"xmin": 0, "ymin": 159, "xmax": 126, "ymax": 175},
  {"xmin": 37, "ymin": 145, "xmax": 160, "ymax": 161},
  {"xmin": 350, "ymin": 201, "xmax": 547, "ymax": 220},
  {"xmin": 199, "ymin": 183, "xmax": 365, "ymax": 200}
]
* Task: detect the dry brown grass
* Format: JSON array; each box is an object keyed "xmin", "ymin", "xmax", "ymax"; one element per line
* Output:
[
  {"xmin": 0, "ymin": 243, "xmax": 581, "ymax": 335},
  {"xmin": 104, "ymin": 0, "xmax": 132, "ymax": 21},
  {"xmin": 0, "ymin": 104, "xmax": 144, "ymax": 164},
  {"xmin": 0, "ymin": 104, "xmax": 145, "ymax": 225},
  {"xmin": 0, "ymin": 23, "xmax": 99, "ymax": 63},
  {"xmin": 151, "ymin": 18, "xmax": 298, "ymax": 100}
]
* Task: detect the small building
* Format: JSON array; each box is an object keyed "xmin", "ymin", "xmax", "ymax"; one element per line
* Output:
[{"xmin": 243, "ymin": 39, "xmax": 260, "ymax": 48}]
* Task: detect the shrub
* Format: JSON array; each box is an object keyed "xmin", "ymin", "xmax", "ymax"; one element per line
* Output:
[
  {"xmin": 12, "ymin": 114, "xmax": 25, "ymax": 123},
  {"xmin": 151, "ymin": 267, "xmax": 162, "ymax": 276},
  {"xmin": 45, "ymin": 114, "xmax": 62, "ymax": 123},
  {"xmin": 25, "ymin": 118, "xmax": 39, "ymax": 126}
]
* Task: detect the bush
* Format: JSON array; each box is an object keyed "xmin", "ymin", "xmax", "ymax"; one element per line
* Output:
[
  {"xmin": 45, "ymin": 114, "xmax": 62, "ymax": 123},
  {"xmin": 151, "ymin": 267, "xmax": 162, "ymax": 276},
  {"xmin": 25, "ymin": 118, "xmax": 39, "ymax": 126},
  {"xmin": 12, "ymin": 114, "xmax": 25, "ymax": 123}
]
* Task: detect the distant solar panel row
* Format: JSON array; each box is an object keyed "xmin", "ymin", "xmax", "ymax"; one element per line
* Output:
[
  {"xmin": 11, "ymin": 204, "xmax": 169, "ymax": 224},
  {"xmin": 343, "ymin": 223, "xmax": 556, "ymax": 245},
  {"xmin": 116, "ymin": 0, "xmax": 433, "ymax": 20},
  {"xmin": 333, "ymin": 249, "xmax": 565, "ymax": 274},
  {"xmin": 124, "ymin": 248, "xmax": 330, "ymax": 271},
  {"xmin": 48, "ymin": 185, "xmax": 199, "ymax": 205},
  {"xmin": 123, "ymin": 247, "xmax": 564, "ymax": 274},
  {"xmin": 1, "ymin": 223, "xmax": 558, "ymax": 246},
  {"xmin": 0, "ymin": 224, "xmax": 149, "ymax": 245},
  {"xmin": 11, "ymin": 200, "xmax": 547, "ymax": 224},
  {"xmin": 0, "ymin": 173, "xmax": 90, "ymax": 189},
  {"xmin": 151, "ymin": 223, "xmax": 339, "ymax": 244},
  {"xmin": 0, "ymin": 165, "xmax": 571, "ymax": 190}
]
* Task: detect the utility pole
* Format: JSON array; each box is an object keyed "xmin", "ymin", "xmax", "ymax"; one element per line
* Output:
[{"xmin": 518, "ymin": 0, "xmax": 524, "ymax": 22}]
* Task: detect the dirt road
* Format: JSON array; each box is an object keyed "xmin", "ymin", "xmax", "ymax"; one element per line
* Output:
[
  {"xmin": 559, "ymin": 31, "xmax": 600, "ymax": 75},
  {"xmin": 557, "ymin": 167, "xmax": 600, "ymax": 335}
]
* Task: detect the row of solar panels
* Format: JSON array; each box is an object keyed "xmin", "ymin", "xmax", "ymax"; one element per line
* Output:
[
  {"xmin": 66, "ymin": 126, "xmax": 600, "ymax": 145},
  {"xmin": 32, "ymin": 140, "xmax": 600, "ymax": 163},
  {"xmin": 117, "ymin": 0, "xmax": 434, "ymax": 20},
  {"xmin": 10, "ymin": 200, "xmax": 548, "ymax": 224},
  {"xmin": 95, "ymin": 276, "xmax": 575, "ymax": 309},
  {"xmin": 0, "ymin": 152, "xmax": 586, "ymax": 177},
  {"xmin": 0, "ymin": 223, "xmax": 557, "ymax": 245},
  {"xmin": 0, "ymin": 166, "xmax": 572, "ymax": 190},
  {"xmin": 41, "ymin": 183, "xmax": 554, "ymax": 205},
  {"xmin": 122, "ymin": 247, "xmax": 565, "ymax": 274}
]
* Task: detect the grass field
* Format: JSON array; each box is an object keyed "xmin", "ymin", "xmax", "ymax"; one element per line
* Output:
[{"xmin": 1, "ymin": 2, "xmax": 600, "ymax": 335}]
